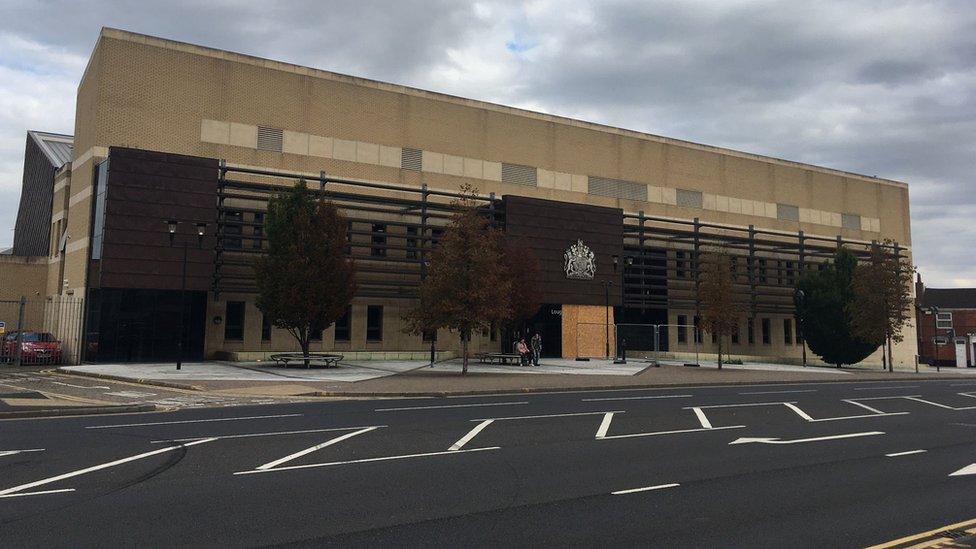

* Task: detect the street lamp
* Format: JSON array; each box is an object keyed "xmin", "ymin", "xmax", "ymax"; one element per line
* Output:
[
  {"xmin": 167, "ymin": 220, "xmax": 207, "ymax": 370},
  {"xmin": 928, "ymin": 306, "xmax": 941, "ymax": 371},
  {"xmin": 603, "ymin": 279, "xmax": 613, "ymax": 359},
  {"xmin": 794, "ymin": 288, "xmax": 807, "ymax": 367}
]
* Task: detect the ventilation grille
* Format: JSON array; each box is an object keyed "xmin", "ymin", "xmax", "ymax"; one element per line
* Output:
[
  {"xmin": 676, "ymin": 189, "xmax": 703, "ymax": 209},
  {"xmin": 401, "ymin": 147, "xmax": 422, "ymax": 171},
  {"xmin": 501, "ymin": 163, "xmax": 537, "ymax": 186},
  {"xmin": 777, "ymin": 203, "xmax": 799, "ymax": 222},
  {"xmin": 257, "ymin": 126, "xmax": 283, "ymax": 152},
  {"xmin": 587, "ymin": 176, "xmax": 647, "ymax": 201},
  {"xmin": 841, "ymin": 213, "xmax": 861, "ymax": 230}
]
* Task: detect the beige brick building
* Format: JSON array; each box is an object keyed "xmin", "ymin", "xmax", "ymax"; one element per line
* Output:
[{"xmin": 5, "ymin": 28, "xmax": 915, "ymax": 367}]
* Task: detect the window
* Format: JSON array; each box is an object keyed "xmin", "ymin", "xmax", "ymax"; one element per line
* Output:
[
  {"xmin": 587, "ymin": 176, "xmax": 647, "ymax": 201},
  {"xmin": 936, "ymin": 312, "xmax": 953, "ymax": 330},
  {"xmin": 748, "ymin": 318, "xmax": 756, "ymax": 345},
  {"xmin": 371, "ymin": 224, "xmax": 387, "ymax": 257},
  {"xmin": 257, "ymin": 126, "xmax": 283, "ymax": 152},
  {"xmin": 406, "ymin": 226, "xmax": 418, "ymax": 260},
  {"xmin": 430, "ymin": 228, "xmax": 444, "ymax": 248},
  {"xmin": 731, "ymin": 323, "xmax": 740, "ymax": 344},
  {"xmin": 225, "ymin": 301, "xmax": 245, "ymax": 341},
  {"xmin": 694, "ymin": 316, "xmax": 703, "ymax": 344},
  {"xmin": 334, "ymin": 307, "xmax": 351, "ymax": 342},
  {"xmin": 401, "ymin": 147, "xmax": 422, "ymax": 171},
  {"xmin": 261, "ymin": 315, "xmax": 271, "ymax": 342},
  {"xmin": 758, "ymin": 259, "xmax": 767, "ymax": 284},
  {"xmin": 252, "ymin": 212, "xmax": 264, "ymax": 250},
  {"xmin": 502, "ymin": 163, "xmax": 538, "ymax": 187},
  {"xmin": 91, "ymin": 161, "xmax": 109, "ymax": 260},
  {"xmin": 676, "ymin": 251, "xmax": 688, "ymax": 279},
  {"xmin": 761, "ymin": 318, "xmax": 771, "ymax": 345},
  {"xmin": 366, "ymin": 305, "xmax": 383, "ymax": 341},
  {"xmin": 345, "ymin": 221, "xmax": 353, "ymax": 254},
  {"xmin": 711, "ymin": 330, "xmax": 717, "ymax": 344},
  {"xmin": 784, "ymin": 318, "xmax": 793, "ymax": 345},
  {"xmin": 310, "ymin": 326, "xmax": 324, "ymax": 341},
  {"xmin": 223, "ymin": 211, "xmax": 243, "ymax": 249},
  {"xmin": 676, "ymin": 189, "xmax": 704, "ymax": 209},
  {"xmin": 677, "ymin": 315, "xmax": 687, "ymax": 344},
  {"xmin": 785, "ymin": 261, "xmax": 795, "ymax": 286}
]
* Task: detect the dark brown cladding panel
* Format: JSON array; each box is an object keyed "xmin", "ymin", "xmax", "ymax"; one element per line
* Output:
[
  {"xmin": 503, "ymin": 195, "xmax": 623, "ymax": 306},
  {"xmin": 94, "ymin": 147, "xmax": 218, "ymax": 291}
]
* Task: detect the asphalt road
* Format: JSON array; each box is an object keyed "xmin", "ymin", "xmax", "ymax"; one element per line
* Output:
[{"xmin": 3, "ymin": 378, "xmax": 976, "ymax": 548}]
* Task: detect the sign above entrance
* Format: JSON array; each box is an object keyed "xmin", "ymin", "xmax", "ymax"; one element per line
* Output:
[{"xmin": 564, "ymin": 239, "xmax": 596, "ymax": 280}]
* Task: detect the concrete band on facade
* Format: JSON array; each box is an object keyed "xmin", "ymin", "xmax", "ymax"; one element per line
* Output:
[{"xmin": 5, "ymin": 27, "xmax": 917, "ymax": 367}]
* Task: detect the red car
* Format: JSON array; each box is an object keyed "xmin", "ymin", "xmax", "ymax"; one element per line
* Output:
[{"xmin": 1, "ymin": 331, "xmax": 63, "ymax": 365}]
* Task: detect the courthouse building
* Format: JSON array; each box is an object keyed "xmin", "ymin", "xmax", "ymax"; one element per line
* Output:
[{"xmin": 3, "ymin": 28, "xmax": 916, "ymax": 366}]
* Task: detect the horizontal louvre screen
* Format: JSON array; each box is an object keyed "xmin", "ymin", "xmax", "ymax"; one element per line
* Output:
[
  {"xmin": 676, "ymin": 189, "xmax": 703, "ymax": 209},
  {"xmin": 587, "ymin": 176, "xmax": 647, "ymax": 201},
  {"xmin": 777, "ymin": 203, "xmax": 799, "ymax": 221},
  {"xmin": 256, "ymin": 126, "xmax": 283, "ymax": 152},
  {"xmin": 841, "ymin": 213, "xmax": 861, "ymax": 230},
  {"xmin": 501, "ymin": 163, "xmax": 537, "ymax": 186},
  {"xmin": 401, "ymin": 147, "xmax": 422, "ymax": 171}
]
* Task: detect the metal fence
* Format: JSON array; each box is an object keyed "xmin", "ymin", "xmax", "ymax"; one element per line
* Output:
[
  {"xmin": 576, "ymin": 322, "xmax": 701, "ymax": 361},
  {"xmin": 0, "ymin": 296, "xmax": 85, "ymax": 366}
]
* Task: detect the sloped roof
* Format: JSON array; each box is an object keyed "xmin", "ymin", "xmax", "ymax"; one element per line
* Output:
[
  {"xmin": 27, "ymin": 130, "xmax": 73, "ymax": 168},
  {"xmin": 920, "ymin": 288, "xmax": 976, "ymax": 310}
]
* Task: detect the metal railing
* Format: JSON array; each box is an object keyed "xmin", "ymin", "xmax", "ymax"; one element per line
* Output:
[{"xmin": 0, "ymin": 296, "xmax": 85, "ymax": 366}]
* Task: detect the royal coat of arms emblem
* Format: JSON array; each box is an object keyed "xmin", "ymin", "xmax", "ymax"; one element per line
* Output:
[{"xmin": 564, "ymin": 239, "xmax": 596, "ymax": 280}]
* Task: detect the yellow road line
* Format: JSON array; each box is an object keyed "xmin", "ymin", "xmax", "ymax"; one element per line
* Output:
[{"xmin": 867, "ymin": 517, "xmax": 976, "ymax": 548}]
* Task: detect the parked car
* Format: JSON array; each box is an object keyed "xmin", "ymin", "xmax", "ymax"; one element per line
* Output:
[{"xmin": 1, "ymin": 331, "xmax": 63, "ymax": 364}]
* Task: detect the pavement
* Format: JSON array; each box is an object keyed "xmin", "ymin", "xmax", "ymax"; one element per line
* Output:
[
  {"xmin": 3, "ymin": 378, "xmax": 976, "ymax": 546},
  {"xmin": 56, "ymin": 358, "xmax": 976, "ymax": 398}
]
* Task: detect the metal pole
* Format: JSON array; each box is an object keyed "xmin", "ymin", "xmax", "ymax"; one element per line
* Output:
[
  {"xmin": 14, "ymin": 296, "xmax": 26, "ymax": 367},
  {"xmin": 177, "ymin": 242, "xmax": 187, "ymax": 371},
  {"xmin": 605, "ymin": 281, "xmax": 611, "ymax": 359}
]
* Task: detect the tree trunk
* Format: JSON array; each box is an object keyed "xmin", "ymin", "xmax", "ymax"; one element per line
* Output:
[
  {"xmin": 301, "ymin": 327, "xmax": 311, "ymax": 369},
  {"xmin": 461, "ymin": 331, "xmax": 469, "ymax": 375},
  {"xmin": 887, "ymin": 334, "xmax": 894, "ymax": 373},
  {"xmin": 881, "ymin": 342, "xmax": 887, "ymax": 372},
  {"xmin": 717, "ymin": 335, "xmax": 723, "ymax": 370}
]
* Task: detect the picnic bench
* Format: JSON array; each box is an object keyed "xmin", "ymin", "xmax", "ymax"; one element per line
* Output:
[
  {"xmin": 476, "ymin": 352, "xmax": 523, "ymax": 365},
  {"xmin": 268, "ymin": 352, "xmax": 344, "ymax": 368}
]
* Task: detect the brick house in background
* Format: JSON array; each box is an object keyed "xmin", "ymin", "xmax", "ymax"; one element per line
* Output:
[{"xmin": 916, "ymin": 274, "xmax": 976, "ymax": 367}]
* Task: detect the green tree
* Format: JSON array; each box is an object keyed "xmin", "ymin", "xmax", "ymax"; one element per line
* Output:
[
  {"xmin": 254, "ymin": 180, "xmax": 356, "ymax": 366},
  {"xmin": 497, "ymin": 240, "xmax": 543, "ymax": 335},
  {"xmin": 850, "ymin": 240, "xmax": 915, "ymax": 372},
  {"xmin": 404, "ymin": 186, "xmax": 511, "ymax": 374},
  {"xmin": 795, "ymin": 248, "xmax": 876, "ymax": 367},
  {"xmin": 699, "ymin": 250, "xmax": 742, "ymax": 370}
]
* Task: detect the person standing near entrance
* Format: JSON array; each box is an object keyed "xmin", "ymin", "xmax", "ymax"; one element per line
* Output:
[{"xmin": 531, "ymin": 332, "xmax": 542, "ymax": 366}]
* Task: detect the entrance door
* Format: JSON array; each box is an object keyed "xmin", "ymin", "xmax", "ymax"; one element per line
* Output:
[
  {"xmin": 525, "ymin": 305, "xmax": 562, "ymax": 358},
  {"xmin": 955, "ymin": 338, "xmax": 967, "ymax": 368}
]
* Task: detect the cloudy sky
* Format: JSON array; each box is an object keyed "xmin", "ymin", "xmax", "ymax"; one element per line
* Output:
[{"xmin": 1, "ymin": 0, "xmax": 973, "ymax": 286}]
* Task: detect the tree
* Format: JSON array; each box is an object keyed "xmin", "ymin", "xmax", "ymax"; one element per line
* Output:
[
  {"xmin": 698, "ymin": 250, "xmax": 742, "ymax": 370},
  {"xmin": 850, "ymin": 240, "xmax": 915, "ymax": 372},
  {"xmin": 497, "ymin": 240, "xmax": 543, "ymax": 336},
  {"xmin": 403, "ymin": 186, "xmax": 511, "ymax": 374},
  {"xmin": 795, "ymin": 248, "xmax": 876, "ymax": 367},
  {"xmin": 254, "ymin": 180, "xmax": 356, "ymax": 367}
]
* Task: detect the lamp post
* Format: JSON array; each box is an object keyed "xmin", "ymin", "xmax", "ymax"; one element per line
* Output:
[
  {"xmin": 603, "ymin": 279, "xmax": 613, "ymax": 359},
  {"xmin": 167, "ymin": 220, "xmax": 207, "ymax": 371},
  {"xmin": 794, "ymin": 288, "xmax": 807, "ymax": 367}
]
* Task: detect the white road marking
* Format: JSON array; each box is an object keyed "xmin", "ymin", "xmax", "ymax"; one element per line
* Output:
[
  {"xmin": 257, "ymin": 426, "xmax": 380, "ymax": 470},
  {"xmin": 950, "ymin": 463, "xmax": 976, "ymax": 477},
  {"xmin": 853, "ymin": 385, "xmax": 920, "ymax": 391},
  {"xmin": 782, "ymin": 403, "xmax": 815, "ymax": 421},
  {"xmin": 886, "ymin": 450, "xmax": 927, "ymax": 457},
  {"xmin": 0, "ymin": 448, "xmax": 44, "ymax": 458},
  {"xmin": 449, "ymin": 420, "xmax": 494, "ymax": 451},
  {"xmin": 729, "ymin": 431, "xmax": 884, "ymax": 445},
  {"xmin": 0, "ymin": 438, "xmax": 215, "ymax": 496},
  {"xmin": 472, "ymin": 411, "xmax": 623, "ymax": 421},
  {"xmin": 684, "ymin": 401, "xmax": 796, "ymax": 409},
  {"xmin": 234, "ymin": 446, "xmax": 500, "ymax": 475},
  {"xmin": 904, "ymin": 396, "xmax": 976, "ymax": 411},
  {"xmin": 51, "ymin": 381, "xmax": 111, "ymax": 389},
  {"xmin": 151, "ymin": 426, "xmax": 386, "ymax": 444},
  {"xmin": 87, "ymin": 413, "xmax": 303, "ymax": 429},
  {"xmin": 595, "ymin": 413, "xmax": 615, "ymax": 439},
  {"xmin": 848, "ymin": 395, "xmax": 922, "ymax": 401},
  {"xmin": 612, "ymin": 483, "xmax": 680, "ymax": 495},
  {"xmin": 951, "ymin": 383, "xmax": 976, "ymax": 387},
  {"xmin": 739, "ymin": 389, "xmax": 817, "ymax": 395},
  {"xmin": 0, "ymin": 488, "xmax": 76, "ymax": 499},
  {"xmin": 582, "ymin": 394, "xmax": 692, "ymax": 402},
  {"xmin": 598, "ymin": 425, "xmax": 746, "ymax": 440},
  {"xmin": 375, "ymin": 401, "xmax": 528, "ymax": 412},
  {"xmin": 690, "ymin": 407, "xmax": 713, "ymax": 429},
  {"xmin": 843, "ymin": 399, "xmax": 888, "ymax": 414}
]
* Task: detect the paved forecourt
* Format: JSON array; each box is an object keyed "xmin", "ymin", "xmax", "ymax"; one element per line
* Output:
[{"xmin": 3, "ymin": 378, "xmax": 976, "ymax": 547}]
